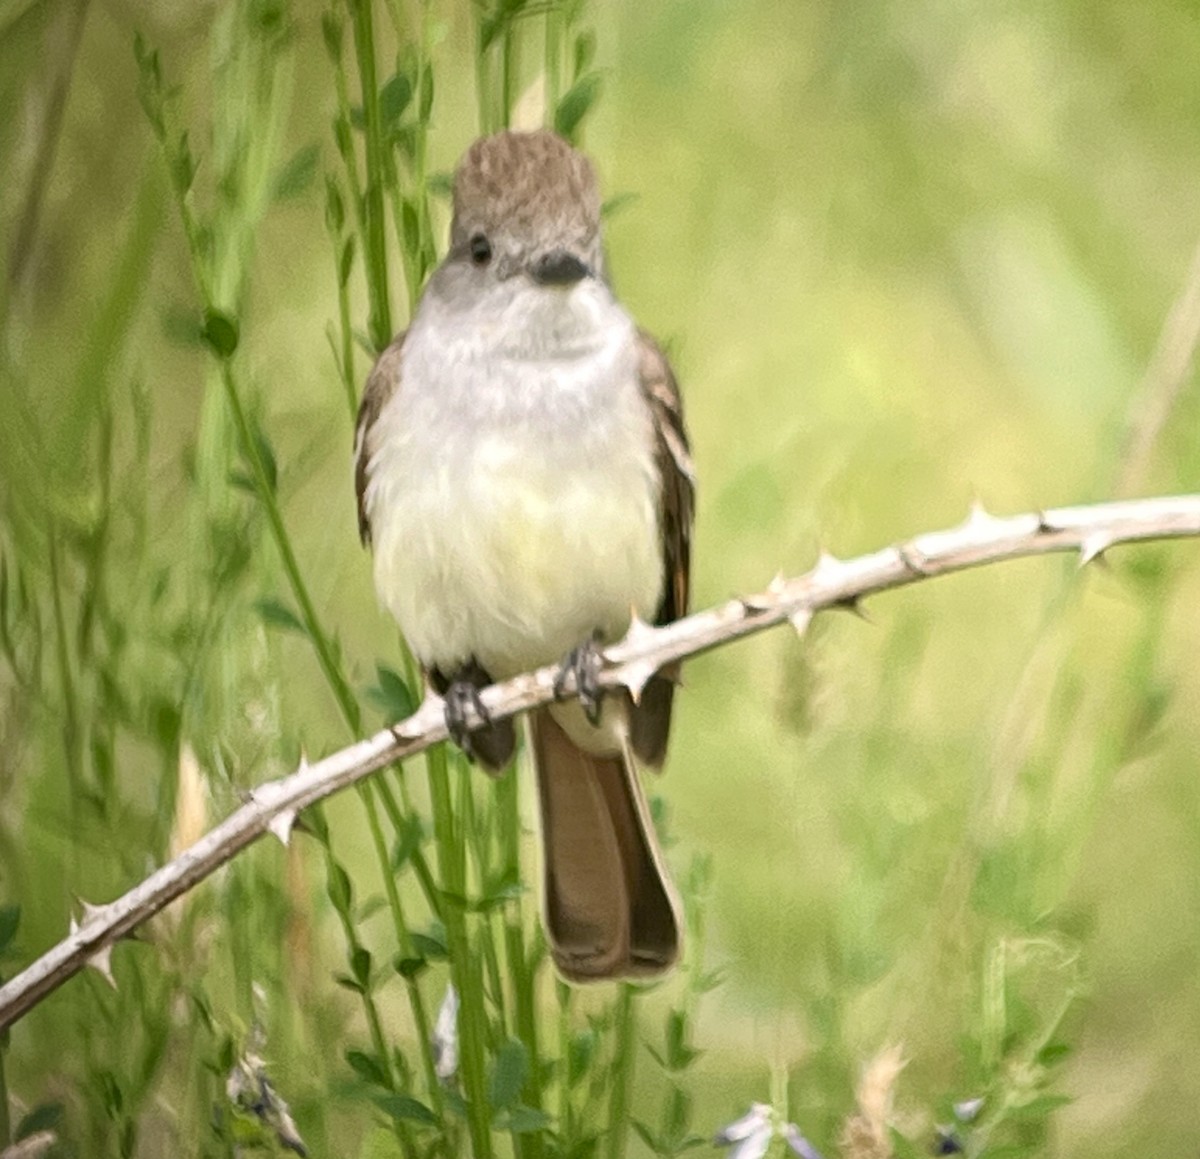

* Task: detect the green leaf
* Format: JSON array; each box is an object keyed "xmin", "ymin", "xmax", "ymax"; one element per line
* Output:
[
  {"xmin": 320, "ymin": 10, "xmax": 343, "ymax": 59},
  {"xmin": 346, "ymin": 1049, "xmax": 391, "ymax": 1090},
  {"xmin": 254, "ymin": 597, "xmax": 305, "ymax": 635},
  {"xmin": 172, "ymin": 131, "xmax": 197, "ymax": 194},
  {"xmin": 273, "ymin": 143, "xmax": 320, "ymax": 201},
  {"xmin": 325, "ymin": 175, "xmax": 345, "ymax": 234},
  {"xmin": 375, "ymin": 1094, "xmax": 438, "ymax": 1125},
  {"xmin": 380, "ymin": 72, "xmax": 414, "ymax": 130},
  {"xmin": 488, "ymin": 1038, "xmax": 528, "ymax": 1109},
  {"xmin": 471, "ymin": 875, "xmax": 525, "ymax": 913},
  {"xmin": 497, "ymin": 1105, "xmax": 552, "ymax": 1134},
  {"xmin": 393, "ymin": 955, "xmax": 427, "ymax": 980},
  {"xmin": 426, "ymin": 171, "xmax": 453, "ymax": 200},
  {"xmin": 400, "ymin": 198, "xmax": 421, "ymax": 253},
  {"xmin": 0, "ymin": 905, "xmax": 21, "ymax": 955},
  {"xmin": 631, "ymin": 1121, "xmax": 660, "ymax": 1154},
  {"xmin": 573, "ymin": 30, "xmax": 597, "ymax": 77},
  {"xmin": 554, "ymin": 72, "xmax": 603, "ymax": 142},
  {"xmin": 243, "ymin": 416, "xmax": 278, "ymax": 494},
  {"xmin": 351, "ymin": 946, "xmax": 373, "ymax": 989},
  {"xmin": 357, "ymin": 895, "xmax": 389, "ymax": 923},
  {"xmin": 411, "ymin": 929, "xmax": 448, "ymax": 960},
  {"xmin": 1008, "ymin": 1093, "xmax": 1073, "ymax": 1120},
  {"xmin": 16, "ymin": 1102, "xmax": 62, "ymax": 1140},
  {"xmin": 326, "ymin": 862, "xmax": 353, "ymax": 912},
  {"xmin": 367, "ymin": 663, "xmax": 416, "ymax": 720},
  {"xmin": 601, "ymin": 191, "xmax": 639, "ymax": 219},
  {"xmin": 664, "ymin": 1009, "xmax": 699, "ymax": 1071},
  {"xmin": 419, "ymin": 65, "xmax": 434, "ymax": 121},
  {"xmin": 567, "ymin": 1028, "xmax": 597, "ymax": 1088},
  {"xmin": 339, "ymin": 235, "xmax": 356, "ymax": 286},
  {"xmin": 1036, "ymin": 1041, "xmax": 1073, "ymax": 1067},
  {"xmin": 201, "ymin": 309, "xmax": 239, "ymax": 359},
  {"xmin": 390, "ymin": 814, "xmax": 424, "ymax": 870},
  {"xmin": 161, "ymin": 304, "xmax": 205, "ymax": 346}
]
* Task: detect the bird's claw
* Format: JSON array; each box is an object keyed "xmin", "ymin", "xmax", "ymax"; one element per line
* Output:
[
  {"xmin": 443, "ymin": 681, "xmax": 491, "ymax": 762},
  {"xmin": 554, "ymin": 636, "xmax": 605, "ymax": 725}
]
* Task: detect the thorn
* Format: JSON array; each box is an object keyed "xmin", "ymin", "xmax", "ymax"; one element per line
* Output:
[
  {"xmin": 268, "ymin": 808, "xmax": 298, "ymax": 847},
  {"xmin": 742, "ymin": 572, "xmax": 790, "ymax": 613},
  {"xmin": 812, "ymin": 549, "xmax": 842, "ymax": 579},
  {"xmin": 897, "ymin": 543, "xmax": 931, "ymax": 576},
  {"xmin": 297, "ymin": 749, "xmax": 310, "ymax": 773},
  {"xmin": 624, "ymin": 607, "xmax": 658, "ymax": 646},
  {"xmin": 69, "ymin": 915, "xmax": 117, "ymax": 989},
  {"xmin": 965, "ymin": 496, "xmax": 994, "ymax": 526},
  {"xmin": 834, "ymin": 596, "xmax": 872, "ymax": 623},
  {"xmin": 75, "ymin": 898, "xmax": 107, "ymax": 925},
  {"xmin": 1079, "ymin": 532, "xmax": 1113, "ymax": 567},
  {"xmin": 87, "ymin": 943, "xmax": 117, "ymax": 989},
  {"xmin": 788, "ymin": 607, "xmax": 814, "ymax": 637},
  {"xmin": 959, "ymin": 498, "xmax": 1009, "ymax": 539},
  {"xmin": 617, "ymin": 660, "xmax": 658, "ymax": 704}
]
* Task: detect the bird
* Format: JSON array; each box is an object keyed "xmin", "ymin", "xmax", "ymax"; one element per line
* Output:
[{"xmin": 354, "ymin": 128, "xmax": 694, "ymax": 981}]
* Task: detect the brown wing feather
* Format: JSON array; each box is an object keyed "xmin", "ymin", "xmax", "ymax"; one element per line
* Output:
[
  {"xmin": 354, "ymin": 333, "xmax": 406, "ymax": 545},
  {"xmin": 636, "ymin": 331, "xmax": 694, "ymax": 627},
  {"xmin": 629, "ymin": 331, "xmax": 695, "ymax": 767}
]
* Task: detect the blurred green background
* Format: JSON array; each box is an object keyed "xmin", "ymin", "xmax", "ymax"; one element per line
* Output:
[{"xmin": 3, "ymin": 0, "xmax": 1200, "ymax": 1155}]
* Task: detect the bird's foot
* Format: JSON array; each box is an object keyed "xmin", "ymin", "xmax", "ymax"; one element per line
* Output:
[
  {"xmin": 554, "ymin": 634, "xmax": 605, "ymax": 725},
  {"xmin": 443, "ymin": 680, "xmax": 492, "ymax": 762}
]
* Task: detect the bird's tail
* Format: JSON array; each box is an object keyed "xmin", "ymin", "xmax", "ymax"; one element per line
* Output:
[{"xmin": 530, "ymin": 706, "xmax": 680, "ymax": 981}]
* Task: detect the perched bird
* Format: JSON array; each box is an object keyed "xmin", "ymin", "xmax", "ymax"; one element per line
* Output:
[{"xmin": 355, "ymin": 129, "xmax": 694, "ymax": 980}]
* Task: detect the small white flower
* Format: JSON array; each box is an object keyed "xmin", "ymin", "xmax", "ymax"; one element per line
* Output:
[
  {"xmin": 782, "ymin": 1122, "xmax": 824, "ymax": 1159},
  {"xmin": 953, "ymin": 1096, "xmax": 984, "ymax": 1123},
  {"xmin": 713, "ymin": 1104, "xmax": 774, "ymax": 1159},
  {"xmin": 432, "ymin": 982, "xmax": 459, "ymax": 1082}
]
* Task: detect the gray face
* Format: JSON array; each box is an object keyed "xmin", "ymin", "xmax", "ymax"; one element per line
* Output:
[{"xmin": 446, "ymin": 130, "xmax": 607, "ymax": 288}]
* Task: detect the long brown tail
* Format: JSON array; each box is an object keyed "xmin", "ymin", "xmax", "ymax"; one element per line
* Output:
[{"xmin": 530, "ymin": 707, "xmax": 680, "ymax": 981}]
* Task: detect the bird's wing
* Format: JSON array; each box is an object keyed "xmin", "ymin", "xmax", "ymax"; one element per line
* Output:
[
  {"xmin": 637, "ymin": 330, "xmax": 694, "ymax": 627},
  {"xmin": 629, "ymin": 331, "xmax": 695, "ymax": 768},
  {"xmin": 354, "ymin": 333, "xmax": 406, "ymax": 546}
]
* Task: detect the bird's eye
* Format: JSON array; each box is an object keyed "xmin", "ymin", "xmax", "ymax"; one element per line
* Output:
[{"xmin": 469, "ymin": 234, "xmax": 492, "ymax": 265}]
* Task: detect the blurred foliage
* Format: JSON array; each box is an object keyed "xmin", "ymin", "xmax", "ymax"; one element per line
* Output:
[{"xmin": 3, "ymin": 0, "xmax": 1200, "ymax": 1156}]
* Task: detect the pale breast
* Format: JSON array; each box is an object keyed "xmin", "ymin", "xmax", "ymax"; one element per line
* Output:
[{"xmin": 364, "ymin": 291, "xmax": 663, "ymax": 680}]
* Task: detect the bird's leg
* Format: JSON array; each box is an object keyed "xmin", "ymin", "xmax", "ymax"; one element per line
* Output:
[
  {"xmin": 442, "ymin": 680, "xmax": 491, "ymax": 763},
  {"xmin": 430, "ymin": 659, "xmax": 515, "ymax": 772},
  {"xmin": 553, "ymin": 631, "xmax": 605, "ymax": 725}
]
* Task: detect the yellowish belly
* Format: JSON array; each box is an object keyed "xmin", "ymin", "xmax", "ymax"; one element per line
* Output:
[{"xmin": 371, "ymin": 440, "xmax": 662, "ymax": 680}]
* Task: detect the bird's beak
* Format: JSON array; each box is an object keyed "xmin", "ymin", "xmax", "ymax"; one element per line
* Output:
[{"xmin": 531, "ymin": 250, "xmax": 591, "ymax": 286}]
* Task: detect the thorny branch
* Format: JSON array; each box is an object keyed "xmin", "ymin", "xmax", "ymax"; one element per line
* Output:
[{"xmin": 2, "ymin": 494, "xmax": 1200, "ymax": 1032}]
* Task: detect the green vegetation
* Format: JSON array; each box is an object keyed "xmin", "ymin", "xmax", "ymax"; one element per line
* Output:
[{"xmin": 2, "ymin": 1, "xmax": 1200, "ymax": 1156}]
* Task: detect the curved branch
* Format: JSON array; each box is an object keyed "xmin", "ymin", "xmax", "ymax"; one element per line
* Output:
[{"xmin": 2, "ymin": 493, "xmax": 1199, "ymax": 1031}]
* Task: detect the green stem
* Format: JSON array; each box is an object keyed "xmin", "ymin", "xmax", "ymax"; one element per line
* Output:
[
  {"xmin": 379, "ymin": 770, "xmax": 443, "ymax": 920},
  {"xmin": 47, "ymin": 535, "xmax": 82, "ymax": 801},
  {"xmin": 0, "ymin": 1037, "xmax": 10, "ymax": 1146},
  {"xmin": 217, "ymin": 364, "xmax": 361, "ymax": 732},
  {"xmin": 428, "ymin": 743, "xmax": 494, "ymax": 1159},
  {"xmin": 606, "ymin": 984, "xmax": 637, "ymax": 1159},
  {"xmin": 501, "ymin": 24, "xmax": 520, "ymax": 128},
  {"xmin": 557, "ymin": 980, "xmax": 574, "ymax": 1144},
  {"xmin": 336, "ymin": 248, "xmax": 357, "ymax": 420},
  {"xmin": 498, "ymin": 766, "xmax": 545, "ymax": 1156},
  {"xmin": 475, "ymin": 18, "xmax": 494, "ymax": 135},
  {"xmin": 349, "ymin": 0, "xmax": 392, "ymax": 351},
  {"xmin": 361, "ymin": 779, "xmax": 445, "ymax": 1121},
  {"xmin": 544, "ymin": 3, "xmax": 563, "ymax": 119}
]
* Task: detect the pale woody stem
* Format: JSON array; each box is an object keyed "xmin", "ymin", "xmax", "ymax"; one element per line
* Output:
[{"xmin": 1, "ymin": 493, "xmax": 1199, "ymax": 1031}]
